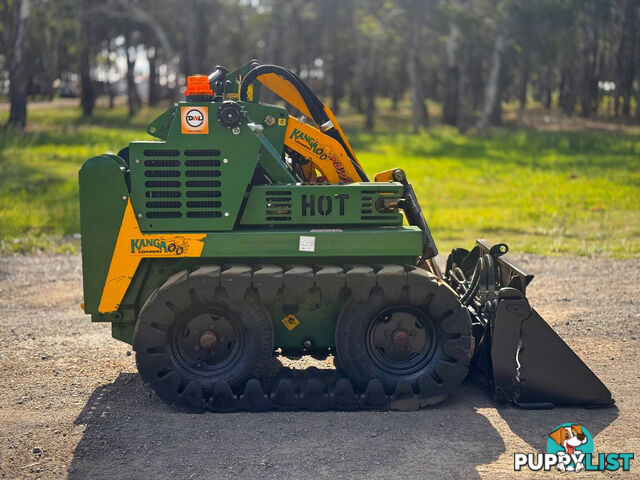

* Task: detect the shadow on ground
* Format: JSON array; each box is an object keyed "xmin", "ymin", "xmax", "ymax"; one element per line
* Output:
[
  {"xmin": 497, "ymin": 402, "xmax": 619, "ymax": 453},
  {"xmin": 69, "ymin": 373, "xmax": 510, "ymax": 480}
]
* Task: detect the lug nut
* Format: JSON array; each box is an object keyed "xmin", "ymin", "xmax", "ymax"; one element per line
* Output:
[
  {"xmin": 391, "ymin": 329, "xmax": 409, "ymax": 350},
  {"xmin": 199, "ymin": 330, "xmax": 218, "ymax": 350}
]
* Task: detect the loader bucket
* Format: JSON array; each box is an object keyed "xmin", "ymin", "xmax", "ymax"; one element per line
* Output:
[
  {"xmin": 445, "ymin": 240, "xmax": 614, "ymax": 409},
  {"xmin": 490, "ymin": 288, "xmax": 614, "ymax": 408}
]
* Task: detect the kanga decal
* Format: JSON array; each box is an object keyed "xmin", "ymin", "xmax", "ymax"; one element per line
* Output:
[{"xmin": 98, "ymin": 201, "xmax": 206, "ymax": 313}]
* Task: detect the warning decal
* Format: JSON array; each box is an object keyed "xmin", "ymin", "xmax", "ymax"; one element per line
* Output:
[{"xmin": 281, "ymin": 314, "xmax": 300, "ymax": 331}]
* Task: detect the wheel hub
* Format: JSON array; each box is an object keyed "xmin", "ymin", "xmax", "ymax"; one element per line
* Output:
[
  {"xmin": 199, "ymin": 330, "xmax": 218, "ymax": 350},
  {"xmin": 366, "ymin": 307, "xmax": 436, "ymax": 374},
  {"xmin": 391, "ymin": 328, "xmax": 410, "ymax": 350},
  {"xmin": 171, "ymin": 311, "xmax": 243, "ymax": 375}
]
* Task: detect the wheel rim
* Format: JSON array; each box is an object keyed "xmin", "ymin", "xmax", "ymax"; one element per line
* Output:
[
  {"xmin": 366, "ymin": 306, "xmax": 436, "ymax": 374},
  {"xmin": 171, "ymin": 309, "xmax": 244, "ymax": 376}
]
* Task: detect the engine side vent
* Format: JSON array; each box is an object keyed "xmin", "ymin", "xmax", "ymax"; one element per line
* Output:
[
  {"xmin": 144, "ymin": 159, "xmax": 180, "ymax": 167},
  {"xmin": 146, "ymin": 191, "xmax": 180, "ymax": 198},
  {"xmin": 185, "ymin": 170, "xmax": 220, "ymax": 177},
  {"xmin": 183, "ymin": 152, "xmax": 223, "ymax": 220},
  {"xmin": 144, "ymin": 149, "xmax": 180, "ymax": 157},
  {"xmin": 360, "ymin": 190, "xmax": 398, "ymax": 221},
  {"xmin": 145, "ymin": 170, "xmax": 180, "ymax": 177},
  {"xmin": 184, "ymin": 159, "xmax": 220, "ymax": 167},
  {"xmin": 186, "ymin": 180, "xmax": 221, "ymax": 188},
  {"xmin": 265, "ymin": 190, "xmax": 292, "ymax": 222},
  {"xmin": 146, "ymin": 180, "xmax": 180, "ymax": 188},
  {"xmin": 142, "ymin": 149, "xmax": 182, "ymax": 219},
  {"xmin": 187, "ymin": 211, "xmax": 221, "ymax": 218},
  {"xmin": 184, "ymin": 149, "xmax": 220, "ymax": 156},
  {"xmin": 146, "ymin": 201, "xmax": 182, "ymax": 209},
  {"xmin": 139, "ymin": 147, "xmax": 224, "ymax": 223}
]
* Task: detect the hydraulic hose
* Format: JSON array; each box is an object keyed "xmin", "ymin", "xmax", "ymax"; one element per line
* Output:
[
  {"xmin": 459, "ymin": 256, "xmax": 485, "ymax": 306},
  {"xmin": 240, "ymin": 64, "xmax": 369, "ymax": 181}
]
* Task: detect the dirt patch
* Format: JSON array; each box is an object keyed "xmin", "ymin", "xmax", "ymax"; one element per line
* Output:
[{"xmin": 0, "ymin": 254, "xmax": 638, "ymax": 479}]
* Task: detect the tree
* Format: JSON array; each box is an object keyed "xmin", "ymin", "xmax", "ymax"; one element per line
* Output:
[
  {"xmin": 405, "ymin": 1, "xmax": 429, "ymax": 132},
  {"xmin": 79, "ymin": 0, "xmax": 95, "ymax": 116},
  {"xmin": 442, "ymin": 20, "xmax": 461, "ymax": 126},
  {"xmin": 477, "ymin": 22, "xmax": 507, "ymax": 134},
  {"xmin": 615, "ymin": 0, "xmax": 638, "ymax": 118},
  {"xmin": 7, "ymin": 0, "xmax": 31, "ymax": 129},
  {"xmin": 124, "ymin": 31, "xmax": 142, "ymax": 116}
]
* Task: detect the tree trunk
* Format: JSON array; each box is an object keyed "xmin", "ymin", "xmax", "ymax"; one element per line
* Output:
[
  {"xmin": 181, "ymin": 0, "xmax": 198, "ymax": 76},
  {"xmin": 331, "ymin": 77, "xmax": 342, "ymax": 114},
  {"xmin": 364, "ymin": 82, "xmax": 375, "ymax": 131},
  {"xmin": 558, "ymin": 67, "xmax": 576, "ymax": 115},
  {"xmin": 391, "ymin": 88, "xmax": 399, "ymax": 111},
  {"xmin": 518, "ymin": 52, "xmax": 529, "ymax": 111},
  {"xmin": 442, "ymin": 22, "xmax": 460, "ymax": 126},
  {"xmin": 79, "ymin": 0, "xmax": 95, "ymax": 117},
  {"xmin": 363, "ymin": 41, "xmax": 377, "ymax": 132},
  {"xmin": 408, "ymin": 18, "xmax": 428, "ymax": 133},
  {"xmin": 330, "ymin": 53, "xmax": 345, "ymax": 114},
  {"xmin": 456, "ymin": 59, "xmax": 474, "ymax": 132},
  {"xmin": 125, "ymin": 33, "xmax": 141, "ymax": 117},
  {"xmin": 618, "ymin": 0, "xmax": 638, "ymax": 118},
  {"xmin": 579, "ymin": 3, "xmax": 600, "ymax": 117},
  {"xmin": 363, "ymin": 28, "xmax": 378, "ymax": 132},
  {"xmin": 148, "ymin": 47, "xmax": 159, "ymax": 107},
  {"xmin": 107, "ymin": 39, "xmax": 115, "ymax": 109},
  {"xmin": 455, "ymin": 0, "xmax": 474, "ymax": 132},
  {"xmin": 490, "ymin": 89, "xmax": 503, "ymax": 125},
  {"xmin": 7, "ymin": 0, "xmax": 31, "ymax": 129},
  {"xmin": 114, "ymin": 0, "xmax": 179, "ymax": 101},
  {"xmin": 43, "ymin": 10, "xmax": 57, "ymax": 101},
  {"xmin": 352, "ymin": 9, "xmax": 365, "ymax": 116},
  {"xmin": 542, "ymin": 66, "xmax": 553, "ymax": 109},
  {"xmin": 477, "ymin": 30, "xmax": 506, "ymax": 134}
]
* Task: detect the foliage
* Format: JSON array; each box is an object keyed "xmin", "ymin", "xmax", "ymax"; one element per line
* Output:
[{"xmin": 3, "ymin": 0, "xmax": 640, "ymax": 130}]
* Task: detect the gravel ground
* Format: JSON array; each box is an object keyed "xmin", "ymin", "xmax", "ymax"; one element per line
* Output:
[{"xmin": 0, "ymin": 254, "xmax": 638, "ymax": 479}]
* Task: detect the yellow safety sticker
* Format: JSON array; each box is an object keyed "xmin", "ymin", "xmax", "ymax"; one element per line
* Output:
[
  {"xmin": 281, "ymin": 314, "xmax": 300, "ymax": 331},
  {"xmin": 278, "ymin": 117, "xmax": 287, "ymax": 126}
]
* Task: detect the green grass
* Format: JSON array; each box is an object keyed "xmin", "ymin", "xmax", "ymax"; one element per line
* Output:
[
  {"xmin": 1, "ymin": 103, "xmax": 639, "ymax": 257},
  {"xmin": 0, "ymin": 106, "xmax": 162, "ymax": 253}
]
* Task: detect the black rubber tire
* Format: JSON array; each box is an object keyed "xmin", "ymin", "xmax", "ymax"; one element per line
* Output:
[
  {"xmin": 335, "ymin": 277, "xmax": 473, "ymax": 400},
  {"xmin": 132, "ymin": 270, "xmax": 274, "ymax": 411}
]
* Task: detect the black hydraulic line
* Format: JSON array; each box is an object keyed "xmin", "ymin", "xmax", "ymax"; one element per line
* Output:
[
  {"xmin": 239, "ymin": 64, "xmax": 369, "ymax": 181},
  {"xmin": 460, "ymin": 257, "xmax": 484, "ymax": 306},
  {"xmin": 240, "ymin": 65, "xmax": 327, "ymax": 124},
  {"xmin": 392, "ymin": 170, "xmax": 438, "ymax": 260}
]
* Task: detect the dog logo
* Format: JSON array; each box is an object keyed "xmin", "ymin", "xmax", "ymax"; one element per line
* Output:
[
  {"xmin": 547, "ymin": 424, "xmax": 592, "ymax": 472},
  {"xmin": 515, "ymin": 423, "xmax": 633, "ymax": 472},
  {"xmin": 181, "ymin": 106, "xmax": 209, "ymax": 134}
]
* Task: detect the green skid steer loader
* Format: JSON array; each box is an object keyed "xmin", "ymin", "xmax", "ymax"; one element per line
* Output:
[{"xmin": 78, "ymin": 61, "xmax": 613, "ymax": 412}]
